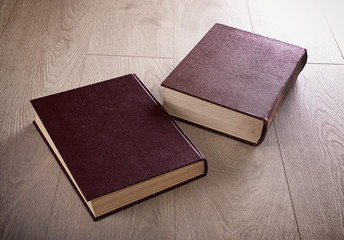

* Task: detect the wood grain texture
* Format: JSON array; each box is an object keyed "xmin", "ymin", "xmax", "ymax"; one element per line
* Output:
[
  {"xmin": 45, "ymin": 55, "xmax": 175, "ymax": 240},
  {"xmin": 174, "ymin": 122, "xmax": 299, "ymax": 239},
  {"xmin": 1, "ymin": 0, "xmax": 344, "ymax": 239},
  {"xmin": 0, "ymin": 125, "xmax": 60, "ymax": 240},
  {"xmin": 274, "ymin": 64, "xmax": 344, "ymax": 239},
  {"xmin": 88, "ymin": 0, "xmax": 173, "ymax": 58},
  {"xmin": 247, "ymin": 0, "xmax": 344, "ymax": 64},
  {"xmin": 174, "ymin": 0, "xmax": 252, "ymax": 65},
  {"xmin": 0, "ymin": 0, "xmax": 16, "ymax": 36},
  {"xmin": 0, "ymin": 0, "xmax": 97, "ymax": 238}
]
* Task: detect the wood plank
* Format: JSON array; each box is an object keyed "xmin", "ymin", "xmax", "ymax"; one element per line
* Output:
[
  {"xmin": 247, "ymin": 0, "xmax": 344, "ymax": 64},
  {"xmin": 174, "ymin": 122, "xmax": 299, "ymax": 239},
  {"xmin": 274, "ymin": 64, "xmax": 344, "ymax": 239},
  {"xmin": 45, "ymin": 55, "xmax": 176, "ymax": 239},
  {"xmin": 174, "ymin": 0, "xmax": 252, "ymax": 65},
  {"xmin": 0, "ymin": 0, "xmax": 97, "ymax": 238},
  {"xmin": 321, "ymin": 0, "xmax": 344, "ymax": 59},
  {"xmin": 88, "ymin": 0, "xmax": 173, "ymax": 58},
  {"xmin": 0, "ymin": 125, "xmax": 60, "ymax": 240},
  {"xmin": 0, "ymin": 0, "xmax": 16, "ymax": 36}
]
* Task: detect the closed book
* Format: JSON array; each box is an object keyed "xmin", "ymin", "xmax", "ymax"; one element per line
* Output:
[
  {"xmin": 30, "ymin": 74, "xmax": 207, "ymax": 220},
  {"xmin": 161, "ymin": 24, "xmax": 307, "ymax": 145}
]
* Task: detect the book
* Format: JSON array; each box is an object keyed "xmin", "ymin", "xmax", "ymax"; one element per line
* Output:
[
  {"xmin": 30, "ymin": 74, "xmax": 207, "ymax": 220},
  {"xmin": 161, "ymin": 24, "xmax": 307, "ymax": 145}
]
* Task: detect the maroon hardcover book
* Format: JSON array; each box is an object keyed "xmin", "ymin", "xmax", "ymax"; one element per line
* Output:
[
  {"xmin": 31, "ymin": 74, "xmax": 207, "ymax": 220},
  {"xmin": 161, "ymin": 23, "xmax": 307, "ymax": 145}
]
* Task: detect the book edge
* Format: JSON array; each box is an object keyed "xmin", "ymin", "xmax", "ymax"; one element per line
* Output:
[
  {"xmin": 92, "ymin": 168, "xmax": 207, "ymax": 221},
  {"xmin": 30, "ymin": 74, "xmax": 135, "ymax": 104},
  {"xmin": 161, "ymin": 48, "xmax": 307, "ymax": 145},
  {"xmin": 32, "ymin": 120, "xmax": 97, "ymax": 219},
  {"xmin": 171, "ymin": 116, "xmax": 263, "ymax": 146},
  {"xmin": 215, "ymin": 23, "xmax": 308, "ymax": 51},
  {"xmin": 257, "ymin": 49, "xmax": 307, "ymax": 145},
  {"xmin": 30, "ymin": 74, "xmax": 208, "ymax": 215},
  {"xmin": 161, "ymin": 23, "xmax": 308, "ymax": 121},
  {"xmin": 33, "ymin": 120, "xmax": 207, "ymax": 221},
  {"xmin": 263, "ymin": 49, "xmax": 308, "ymax": 123}
]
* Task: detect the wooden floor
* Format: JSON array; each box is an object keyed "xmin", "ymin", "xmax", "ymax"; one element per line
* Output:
[{"xmin": 1, "ymin": 0, "xmax": 343, "ymax": 239}]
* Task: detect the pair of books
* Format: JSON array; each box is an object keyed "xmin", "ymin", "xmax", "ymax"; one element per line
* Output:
[{"xmin": 31, "ymin": 24, "xmax": 307, "ymax": 220}]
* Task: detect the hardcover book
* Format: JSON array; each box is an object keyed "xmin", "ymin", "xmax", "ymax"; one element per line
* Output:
[
  {"xmin": 31, "ymin": 74, "xmax": 207, "ymax": 219},
  {"xmin": 161, "ymin": 24, "xmax": 307, "ymax": 145}
]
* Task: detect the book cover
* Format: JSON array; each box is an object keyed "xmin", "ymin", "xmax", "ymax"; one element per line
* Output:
[
  {"xmin": 161, "ymin": 23, "xmax": 307, "ymax": 145},
  {"xmin": 31, "ymin": 74, "xmax": 207, "ymax": 220}
]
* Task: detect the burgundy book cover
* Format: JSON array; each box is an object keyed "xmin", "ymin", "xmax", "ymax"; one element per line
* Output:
[
  {"xmin": 161, "ymin": 23, "xmax": 307, "ymax": 145},
  {"xmin": 30, "ymin": 74, "xmax": 207, "ymax": 219}
]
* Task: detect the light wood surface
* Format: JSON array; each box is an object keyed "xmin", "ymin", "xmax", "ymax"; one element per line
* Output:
[
  {"xmin": 174, "ymin": 0, "xmax": 252, "ymax": 65},
  {"xmin": 322, "ymin": 0, "xmax": 344, "ymax": 59},
  {"xmin": 0, "ymin": 0, "xmax": 97, "ymax": 238},
  {"xmin": 174, "ymin": 122, "xmax": 299, "ymax": 239},
  {"xmin": 274, "ymin": 64, "xmax": 344, "ymax": 239},
  {"xmin": 1, "ymin": 0, "xmax": 344, "ymax": 239},
  {"xmin": 88, "ymin": 0, "xmax": 173, "ymax": 58},
  {"xmin": 247, "ymin": 0, "xmax": 344, "ymax": 64},
  {"xmin": 0, "ymin": 0, "xmax": 16, "ymax": 36}
]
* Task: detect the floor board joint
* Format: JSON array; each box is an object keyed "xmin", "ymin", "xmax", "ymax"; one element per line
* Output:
[
  {"xmin": 0, "ymin": 0, "xmax": 18, "ymax": 40},
  {"xmin": 273, "ymin": 122, "xmax": 302, "ymax": 240},
  {"xmin": 86, "ymin": 53, "xmax": 174, "ymax": 59}
]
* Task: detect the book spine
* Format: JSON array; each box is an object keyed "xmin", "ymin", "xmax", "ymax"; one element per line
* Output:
[{"xmin": 258, "ymin": 49, "xmax": 308, "ymax": 145}]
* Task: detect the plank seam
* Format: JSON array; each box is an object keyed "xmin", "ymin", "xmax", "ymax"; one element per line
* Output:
[
  {"xmin": 0, "ymin": 0, "xmax": 18, "ymax": 40},
  {"xmin": 80, "ymin": 1, "xmax": 100, "ymax": 86},
  {"xmin": 245, "ymin": 0, "xmax": 255, "ymax": 33},
  {"xmin": 307, "ymin": 62, "xmax": 344, "ymax": 65},
  {"xmin": 86, "ymin": 53, "xmax": 174, "ymax": 59},
  {"xmin": 327, "ymin": 22, "xmax": 344, "ymax": 61},
  {"xmin": 43, "ymin": 170, "xmax": 62, "ymax": 239},
  {"xmin": 273, "ymin": 122, "xmax": 302, "ymax": 240}
]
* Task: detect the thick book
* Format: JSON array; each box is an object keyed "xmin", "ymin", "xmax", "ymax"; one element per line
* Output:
[
  {"xmin": 161, "ymin": 24, "xmax": 307, "ymax": 145},
  {"xmin": 30, "ymin": 74, "xmax": 207, "ymax": 220}
]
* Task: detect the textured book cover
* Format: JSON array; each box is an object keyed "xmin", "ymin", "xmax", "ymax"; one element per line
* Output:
[
  {"xmin": 161, "ymin": 23, "xmax": 307, "ymax": 145},
  {"xmin": 31, "ymin": 74, "xmax": 207, "ymax": 219}
]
